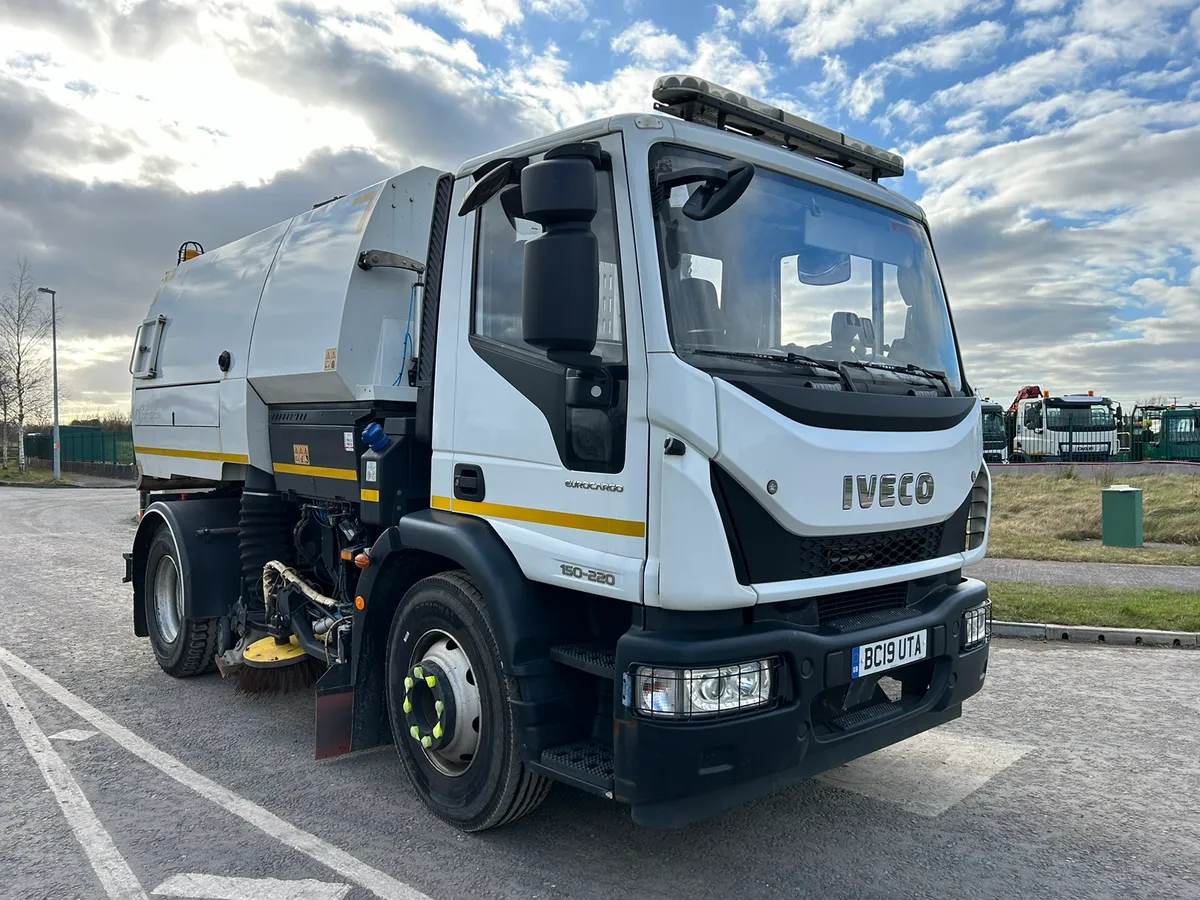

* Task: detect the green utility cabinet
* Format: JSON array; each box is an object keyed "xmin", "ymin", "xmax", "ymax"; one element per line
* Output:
[{"xmin": 1101, "ymin": 485, "xmax": 1143, "ymax": 548}]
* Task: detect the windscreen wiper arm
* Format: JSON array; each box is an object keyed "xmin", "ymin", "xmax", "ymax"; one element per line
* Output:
[
  {"xmin": 687, "ymin": 348, "xmax": 857, "ymax": 392},
  {"xmin": 840, "ymin": 358, "xmax": 952, "ymax": 395}
]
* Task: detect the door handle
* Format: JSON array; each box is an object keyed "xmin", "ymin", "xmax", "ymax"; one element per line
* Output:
[{"xmin": 453, "ymin": 464, "xmax": 485, "ymax": 501}]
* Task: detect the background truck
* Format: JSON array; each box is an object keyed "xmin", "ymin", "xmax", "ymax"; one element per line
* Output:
[
  {"xmin": 981, "ymin": 401, "xmax": 1008, "ymax": 464},
  {"xmin": 1129, "ymin": 403, "xmax": 1200, "ymax": 461},
  {"xmin": 1006, "ymin": 385, "xmax": 1121, "ymax": 463},
  {"xmin": 122, "ymin": 73, "xmax": 994, "ymax": 832}
]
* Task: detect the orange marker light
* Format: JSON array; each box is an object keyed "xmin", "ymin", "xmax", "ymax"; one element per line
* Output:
[
  {"xmin": 354, "ymin": 552, "xmax": 371, "ymax": 569},
  {"xmin": 340, "ymin": 550, "xmax": 353, "ymax": 561},
  {"xmin": 355, "ymin": 596, "xmax": 366, "ymax": 610}
]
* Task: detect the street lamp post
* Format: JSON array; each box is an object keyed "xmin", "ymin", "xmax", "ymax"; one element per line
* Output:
[{"xmin": 36, "ymin": 287, "xmax": 60, "ymax": 482}]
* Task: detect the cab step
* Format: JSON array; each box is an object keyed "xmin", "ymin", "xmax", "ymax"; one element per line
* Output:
[
  {"xmin": 548, "ymin": 643, "xmax": 615, "ymax": 680},
  {"xmin": 538, "ymin": 740, "xmax": 614, "ymax": 797}
]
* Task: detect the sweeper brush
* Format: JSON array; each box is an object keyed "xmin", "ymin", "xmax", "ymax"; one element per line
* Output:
[{"xmin": 234, "ymin": 635, "xmax": 325, "ymax": 696}]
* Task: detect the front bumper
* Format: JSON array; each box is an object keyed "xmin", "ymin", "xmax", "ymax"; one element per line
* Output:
[{"xmin": 613, "ymin": 577, "xmax": 990, "ymax": 828}]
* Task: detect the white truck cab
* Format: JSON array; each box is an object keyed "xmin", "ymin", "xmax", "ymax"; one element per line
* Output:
[
  {"xmin": 1010, "ymin": 390, "xmax": 1119, "ymax": 462},
  {"xmin": 125, "ymin": 74, "xmax": 993, "ymax": 832}
]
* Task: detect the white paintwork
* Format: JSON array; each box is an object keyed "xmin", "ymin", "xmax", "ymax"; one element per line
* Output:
[
  {"xmin": 151, "ymin": 874, "xmax": 349, "ymax": 900},
  {"xmin": 50, "ymin": 728, "xmax": 99, "ymax": 742},
  {"xmin": 713, "ymin": 378, "xmax": 980, "ymax": 536},
  {"xmin": 653, "ymin": 425, "xmax": 757, "ymax": 610},
  {"xmin": 0, "ymin": 663, "xmax": 149, "ymax": 900},
  {"xmin": 0, "ymin": 646, "xmax": 436, "ymax": 900},
  {"xmin": 646, "ymin": 353, "xmax": 719, "ymax": 458},
  {"xmin": 441, "ymin": 132, "xmax": 650, "ymax": 605},
  {"xmin": 132, "ymin": 169, "xmax": 439, "ymax": 474},
  {"xmin": 248, "ymin": 171, "xmax": 439, "ymax": 404}
]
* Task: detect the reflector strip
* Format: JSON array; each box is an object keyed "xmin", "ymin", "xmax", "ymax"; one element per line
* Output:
[
  {"xmin": 274, "ymin": 463, "xmax": 358, "ymax": 481},
  {"xmin": 431, "ymin": 495, "xmax": 645, "ymax": 538},
  {"xmin": 135, "ymin": 446, "xmax": 249, "ymax": 464}
]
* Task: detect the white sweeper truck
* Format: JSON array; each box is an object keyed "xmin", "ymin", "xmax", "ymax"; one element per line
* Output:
[{"xmin": 124, "ymin": 74, "xmax": 993, "ymax": 832}]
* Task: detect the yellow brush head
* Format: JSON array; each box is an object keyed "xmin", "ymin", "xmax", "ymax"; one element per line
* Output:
[{"xmin": 243, "ymin": 635, "xmax": 307, "ymax": 668}]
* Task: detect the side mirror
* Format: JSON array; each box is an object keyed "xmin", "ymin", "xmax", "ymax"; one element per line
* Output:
[
  {"xmin": 654, "ymin": 160, "xmax": 754, "ymax": 221},
  {"xmin": 520, "ymin": 145, "xmax": 601, "ymax": 363}
]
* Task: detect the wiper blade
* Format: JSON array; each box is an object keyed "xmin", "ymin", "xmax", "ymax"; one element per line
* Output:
[
  {"xmin": 840, "ymin": 359, "xmax": 952, "ymax": 395},
  {"xmin": 687, "ymin": 348, "xmax": 857, "ymax": 392}
]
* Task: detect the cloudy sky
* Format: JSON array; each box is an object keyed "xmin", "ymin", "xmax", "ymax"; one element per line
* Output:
[{"xmin": 2, "ymin": 0, "xmax": 1198, "ymax": 417}]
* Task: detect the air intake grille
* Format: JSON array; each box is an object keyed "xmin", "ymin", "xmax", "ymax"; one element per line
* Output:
[
  {"xmin": 817, "ymin": 583, "xmax": 908, "ymax": 625},
  {"xmin": 797, "ymin": 523, "xmax": 944, "ymax": 579}
]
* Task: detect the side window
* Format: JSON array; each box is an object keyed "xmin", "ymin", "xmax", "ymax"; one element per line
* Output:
[
  {"xmin": 473, "ymin": 169, "xmax": 625, "ymax": 363},
  {"xmin": 1024, "ymin": 404, "xmax": 1042, "ymax": 429}
]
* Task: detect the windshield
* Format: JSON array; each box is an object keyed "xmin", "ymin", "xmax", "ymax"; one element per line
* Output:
[
  {"xmin": 982, "ymin": 411, "xmax": 1006, "ymax": 441},
  {"xmin": 1046, "ymin": 405, "xmax": 1116, "ymax": 432},
  {"xmin": 651, "ymin": 144, "xmax": 963, "ymax": 392}
]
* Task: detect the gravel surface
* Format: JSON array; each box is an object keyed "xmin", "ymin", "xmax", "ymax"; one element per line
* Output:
[
  {"xmin": 967, "ymin": 557, "xmax": 1199, "ymax": 590},
  {"xmin": 2, "ymin": 488, "xmax": 1198, "ymax": 900}
]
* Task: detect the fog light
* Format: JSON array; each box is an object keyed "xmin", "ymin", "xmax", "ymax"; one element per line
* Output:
[
  {"xmin": 632, "ymin": 659, "xmax": 775, "ymax": 718},
  {"xmin": 963, "ymin": 601, "xmax": 992, "ymax": 648}
]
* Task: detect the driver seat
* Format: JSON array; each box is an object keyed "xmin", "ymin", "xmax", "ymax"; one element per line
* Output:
[{"xmin": 675, "ymin": 278, "xmax": 724, "ymax": 342}]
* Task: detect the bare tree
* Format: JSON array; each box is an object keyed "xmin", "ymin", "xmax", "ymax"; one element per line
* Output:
[
  {"xmin": 0, "ymin": 257, "xmax": 52, "ymax": 471},
  {"xmin": 0, "ymin": 362, "xmax": 11, "ymax": 470}
]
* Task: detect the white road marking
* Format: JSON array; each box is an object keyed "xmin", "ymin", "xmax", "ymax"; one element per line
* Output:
[
  {"xmin": 0, "ymin": 663, "xmax": 149, "ymax": 900},
  {"xmin": 152, "ymin": 873, "xmax": 350, "ymax": 900},
  {"xmin": 818, "ymin": 727, "xmax": 1033, "ymax": 817},
  {"xmin": 51, "ymin": 727, "xmax": 100, "ymax": 742},
  {"xmin": 0, "ymin": 646, "xmax": 434, "ymax": 900}
]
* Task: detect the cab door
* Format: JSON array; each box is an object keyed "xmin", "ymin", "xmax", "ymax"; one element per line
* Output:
[{"xmin": 434, "ymin": 132, "xmax": 649, "ymax": 603}]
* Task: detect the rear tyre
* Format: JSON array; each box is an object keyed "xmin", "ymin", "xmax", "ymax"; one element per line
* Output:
[
  {"xmin": 144, "ymin": 526, "xmax": 219, "ymax": 678},
  {"xmin": 385, "ymin": 571, "xmax": 551, "ymax": 832},
  {"xmin": 1010, "ymin": 451, "xmax": 1029, "ymax": 464}
]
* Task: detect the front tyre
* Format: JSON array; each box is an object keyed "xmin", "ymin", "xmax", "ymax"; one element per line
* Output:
[
  {"xmin": 144, "ymin": 526, "xmax": 219, "ymax": 678},
  {"xmin": 386, "ymin": 571, "xmax": 550, "ymax": 831}
]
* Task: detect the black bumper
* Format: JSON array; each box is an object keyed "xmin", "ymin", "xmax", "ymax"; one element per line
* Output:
[{"xmin": 613, "ymin": 577, "xmax": 990, "ymax": 828}]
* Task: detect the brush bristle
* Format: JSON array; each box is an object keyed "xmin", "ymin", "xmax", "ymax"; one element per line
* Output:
[{"xmin": 233, "ymin": 657, "xmax": 324, "ymax": 697}]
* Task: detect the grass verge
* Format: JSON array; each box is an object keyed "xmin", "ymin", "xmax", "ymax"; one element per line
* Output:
[
  {"xmin": 0, "ymin": 466, "xmax": 74, "ymax": 485},
  {"xmin": 989, "ymin": 581, "xmax": 1200, "ymax": 631},
  {"xmin": 988, "ymin": 473, "xmax": 1200, "ymax": 566}
]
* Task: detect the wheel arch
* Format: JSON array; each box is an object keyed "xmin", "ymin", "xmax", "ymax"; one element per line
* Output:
[{"xmin": 130, "ymin": 497, "xmax": 243, "ymax": 638}]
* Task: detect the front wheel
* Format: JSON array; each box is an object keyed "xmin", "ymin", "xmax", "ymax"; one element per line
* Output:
[
  {"xmin": 144, "ymin": 526, "xmax": 219, "ymax": 677},
  {"xmin": 385, "ymin": 571, "xmax": 551, "ymax": 831},
  {"xmin": 1010, "ymin": 451, "xmax": 1029, "ymax": 464}
]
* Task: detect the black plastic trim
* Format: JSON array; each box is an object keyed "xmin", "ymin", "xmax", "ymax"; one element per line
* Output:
[
  {"xmin": 720, "ymin": 374, "xmax": 977, "ymax": 432},
  {"xmin": 416, "ymin": 173, "xmax": 454, "ymax": 447},
  {"xmin": 712, "ymin": 461, "xmax": 969, "ymax": 584},
  {"xmin": 132, "ymin": 498, "xmax": 243, "ymax": 630}
]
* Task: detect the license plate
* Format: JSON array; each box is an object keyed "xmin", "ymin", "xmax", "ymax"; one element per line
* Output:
[{"xmin": 851, "ymin": 628, "xmax": 928, "ymax": 679}]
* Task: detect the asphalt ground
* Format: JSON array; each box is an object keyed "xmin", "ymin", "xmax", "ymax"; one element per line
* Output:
[
  {"xmin": 2, "ymin": 488, "xmax": 1198, "ymax": 900},
  {"xmin": 966, "ymin": 557, "xmax": 1198, "ymax": 590}
]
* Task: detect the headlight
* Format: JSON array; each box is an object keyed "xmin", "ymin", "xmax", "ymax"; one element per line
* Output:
[
  {"xmin": 963, "ymin": 600, "xmax": 992, "ymax": 647},
  {"xmin": 632, "ymin": 659, "xmax": 776, "ymax": 719}
]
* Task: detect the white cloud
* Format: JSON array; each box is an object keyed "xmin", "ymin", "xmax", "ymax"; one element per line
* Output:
[
  {"xmin": 890, "ymin": 20, "xmax": 1006, "ymax": 70},
  {"xmin": 1019, "ymin": 15, "xmax": 1069, "ymax": 42},
  {"xmin": 611, "ymin": 21, "xmax": 688, "ymax": 64},
  {"xmin": 528, "ymin": 0, "xmax": 589, "ymax": 21},
  {"xmin": 747, "ymin": 0, "xmax": 982, "ymax": 58},
  {"xmin": 1013, "ymin": 0, "xmax": 1069, "ymax": 12}
]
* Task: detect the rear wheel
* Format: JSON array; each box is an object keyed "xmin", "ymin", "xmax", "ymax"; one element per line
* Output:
[
  {"xmin": 385, "ymin": 571, "xmax": 551, "ymax": 831},
  {"xmin": 144, "ymin": 526, "xmax": 219, "ymax": 677}
]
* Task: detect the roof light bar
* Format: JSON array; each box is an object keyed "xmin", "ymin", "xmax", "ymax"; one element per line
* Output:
[{"xmin": 651, "ymin": 74, "xmax": 904, "ymax": 181}]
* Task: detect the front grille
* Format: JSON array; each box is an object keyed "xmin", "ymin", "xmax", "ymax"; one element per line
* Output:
[
  {"xmin": 817, "ymin": 583, "xmax": 908, "ymax": 625},
  {"xmin": 796, "ymin": 523, "xmax": 944, "ymax": 579}
]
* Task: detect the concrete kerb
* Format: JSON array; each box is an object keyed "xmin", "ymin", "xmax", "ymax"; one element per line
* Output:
[{"xmin": 994, "ymin": 620, "xmax": 1199, "ymax": 648}]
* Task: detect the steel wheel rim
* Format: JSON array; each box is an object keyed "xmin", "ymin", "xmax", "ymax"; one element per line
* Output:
[
  {"xmin": 152, "ymin": 555, "xmax": 183, "ymax": 644},
  {"xmin": 409, "ymin": 628, "xmax": 483, "ymax": 777}
]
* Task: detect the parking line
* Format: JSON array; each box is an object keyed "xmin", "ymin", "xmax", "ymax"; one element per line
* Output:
[
  {"xmin": 0, "ymin": 663, "xmax": 149, "ymax": 900},
  {"xmin": 0, "ymin": 646, "xmax": 434, "ymax": 900}
]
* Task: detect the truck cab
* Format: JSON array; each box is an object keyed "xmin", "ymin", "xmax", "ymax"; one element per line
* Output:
[
  {"xmin": 125, "ymin": 74, "xmax": 993, "ymax": 832},
  {"xmin": 1010, "ymin": 390, "xmax": 1119, "ymax": 462},
  {"xmin": 982, "ymin": 402, "xmax": 1007, "ymax": 464}
]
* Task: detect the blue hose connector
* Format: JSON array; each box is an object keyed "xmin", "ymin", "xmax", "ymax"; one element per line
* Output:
[{"xmin": 362, "ymin": 423, "xmax": 389, "ymax": 452}]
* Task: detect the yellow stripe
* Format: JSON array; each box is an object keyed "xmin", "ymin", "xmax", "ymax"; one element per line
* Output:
[
  {"xmin": 135, "ymin": 446, "xmax": 249, "ymax": 464},
  {"xmin": 431, "ymin": 495, "xmax": 644, "ymax": 538},
  {"xmin": 360, "ymin": 489, "xmax": 380, "ymax": 503},
  {"xmin": 274, "ymin": 462, "xmax": 359, "ymax": 481}
]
